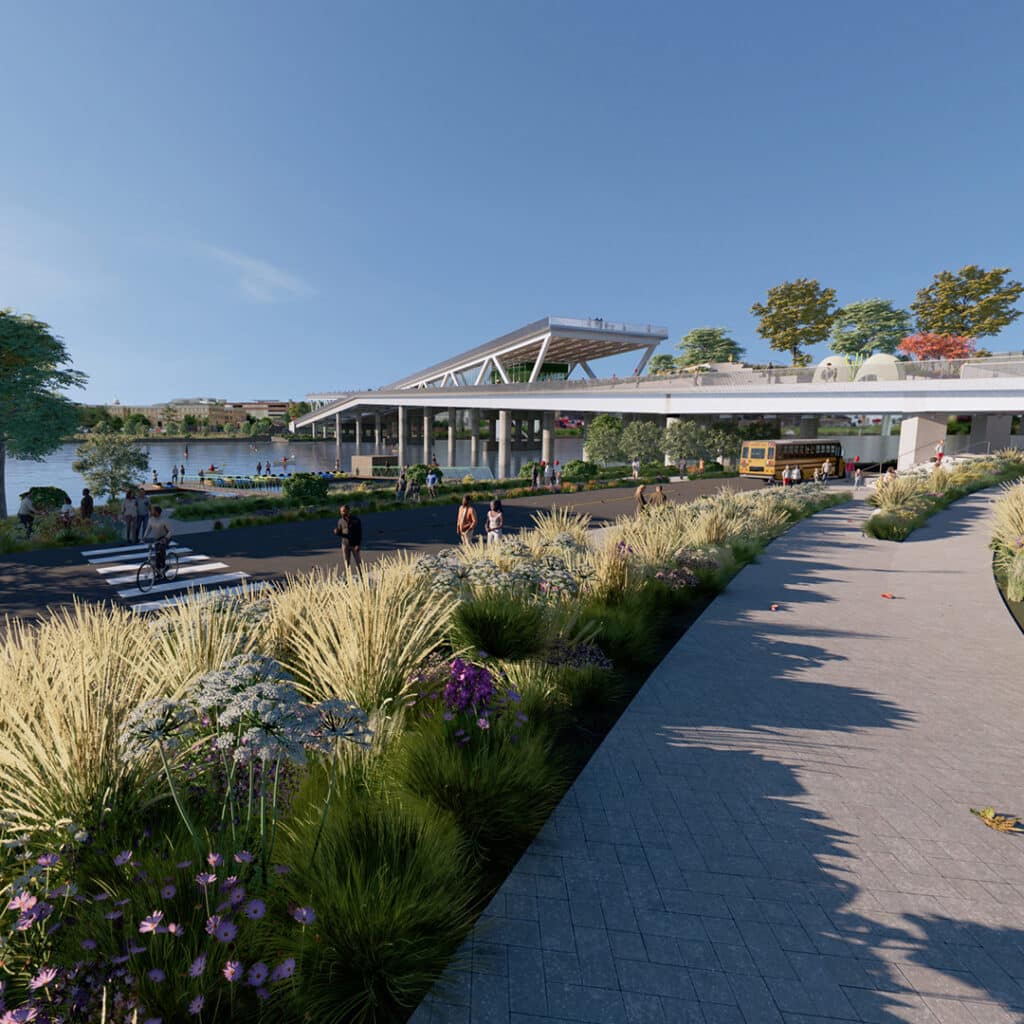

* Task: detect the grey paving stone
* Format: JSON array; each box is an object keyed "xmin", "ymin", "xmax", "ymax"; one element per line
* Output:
[
  {"xmin": 544, "ymin": 982, "xmax": 627, "ymax": 1023},
  {"xmin": 615, "ymin": 959, "xmax": 697, "ymax": 1001},
  {"xmin": 508, "ymin": 947, "xmax": 547, "ymax": 1017}
]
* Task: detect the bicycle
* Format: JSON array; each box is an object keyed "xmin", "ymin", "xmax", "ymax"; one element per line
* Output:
[{"xmin": 136, "ymin": 542, "xmax": 180, "ymax": 592}]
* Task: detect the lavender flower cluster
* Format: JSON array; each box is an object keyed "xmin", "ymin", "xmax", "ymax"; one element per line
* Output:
[
  {"xmin": 545, "ymin": 640, "xmax": 614, "ymax": 672},
  {"xmin": 653, "ymin": 566, "xmax": 698, "ymax": 590}
]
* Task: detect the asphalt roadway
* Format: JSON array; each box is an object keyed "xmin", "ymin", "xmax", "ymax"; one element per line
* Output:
[{"xmin": 0, "ymin": 478, "xmax": 762, "ymax": 622}]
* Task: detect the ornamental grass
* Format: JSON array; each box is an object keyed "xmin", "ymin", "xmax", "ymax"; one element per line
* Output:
[
  {"xmin": 0, "ymin": 602, "xmax": 161, "ymax": 836},
  {"xmin": 451, "ymin": 593, "xmax": 552, "ymax": 661},
  {"xmin": 992, "ymin": 481, "xmax": 1024, "ymax": 600},
  {"xmin": 270, "ymin": 558, "xmax": 458, "ymax": 712}
]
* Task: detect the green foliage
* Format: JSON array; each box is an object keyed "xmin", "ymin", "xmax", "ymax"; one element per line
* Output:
[
  {"xmin": 121, "ymin": 412, "xmax": 153, "ymax": 435},
  {"xmin": 282, "ymin": 473, "xmax": 331, "ymax": 504},
  {"xmin": 0, "ymin": 308, "xmax": 87, "ymax": 516},
  {"xmin": 518, "ymin": 460, "xmax": 540, "ymax": 479},
  {"xmin": 750, "ymin": 278, "xmax": 837, "ymax": 366},
  {"xmin": 394, "ymin": 714, "xmax": 565, "ymax": 864},
  {"xmin": 646, "ymin": 353, "xmax": 678, "ymax": 375},
  {"xmin": 452, "ymin": 594, "xmax": 551, "ymax": 660},
  {"xmin": 280, "ymin": 776, "xmax": 478, "ymax": 1024},
  {"xmin": 287, "ymin": 400, "xmax": 312, "ymax": 420},
  {"xmin": 678, "ymin": 326, "xmax": 744, "ymax": 365},
  {"xmin": 911, "ymin": 264, "xmax": 1023, "ymax": 338},
  {"xmin": 661, "ymin": 419, "xmax": 708, "ymax": 463},
  {"xmin": 27, "ymin": 486, "xmax": 70, "ymax": 511},
  {"xmin": 584, "ymin": 414, "xmax": 624, "ymax": 465},
  {"xmin": 561, "ymin": 459, "xmax": 598, "ymax": 481},
  {"xmin": 829, "ymin": 299, "xmax": 912, "ymax": 357},
  {"xmin": 572, "ymin": 599, "xmax": 660, "ymax": 669},
  {"xmin": 620, "ymin": 420, "xmax": 663, "ymax": 464},
  {"xmin": 72, "ymin": 426, "xmax": 149, "ymax": 500}
]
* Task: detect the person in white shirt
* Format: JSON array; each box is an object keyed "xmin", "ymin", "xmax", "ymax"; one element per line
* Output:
[
  {"xmin": 17, "ymin": 493, "xmax": 39, "ymax": 538},
  {"xmin": 144, "ymin": 505, "xmax": 173, "ymax": 578},
  {"xmin": 485, "ymin": 500, "xmax": 504, "ymax": 545}
]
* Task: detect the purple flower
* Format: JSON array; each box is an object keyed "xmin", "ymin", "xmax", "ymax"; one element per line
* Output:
[
  {"xmin": 207, "ymin": 852, "xmax": 223, "ymax": 868},
  {"xmin": 228, "ymin": 887, "xmax": 246, "ymax": 907},
  {"xmin": 195, "ymin": 872, "xmax": 216, "ymax": 887},
  {"xmin": 292, "ymin": 906, "xmax": 315, "ymax": 926},
  {"xmin": 243, "ymin": 898, "xmax": 266, "ymax": 920},
  {"xmin": 29, "ymin": 967, "xmax": 58, "ymax": 990},
  {"xmin": 188, "ymin": 995, "xmax": 204, "ymax": 1016},
  {"xmin": 272, "ymin": 864, "xmax": 290, "ymax": 875},
  {"xmin": 114, "ymin": 850, "xmax": 133, "ymax": 866},
  {"xmin": 223, "ymin": 960, "xmax": 243, "ymax": 983},
  {"xmin": 270, "ymin": 957, "xmax": 296, "ymax": 982},
  {"xmin": 139, "ymin": 911, "xmax": 164, "ymax": 934},
  {"xmin": 8, "ymin": 892, "xmax": 36, "ymax": 912},
  {"xmin": 247, "ymin": 961, "xmax": 268, "ymax": 986},
  {"xmin": 160, "ymin": 884, "xmax": 176, "ymax": 899},
  {"xmin": 36, "ymin": 853, "xmax": 59, "ymax": 869},
  {"xmin": 2, "ymin": 1009, "xmax": 40, "ymax": 1022},
  {"xmin": 104, "ymin": 909, "xmax": 123, "ymax": 921},
  {"xmin": 256, "ymin": 987, "xmax": 270, "ymax": 1000},
  {"xmin": 81, "ymin": 939, "xmax": 97, "ymax": 950},
  {"xmin": 476, "ymin": 717, "xmax": 490, "ymax": 730},
  {"xmin": 175, "ymin": 860, "xmax": 193, "ymax": 869},
  {"xmin": 129, "ymin": 943, "xmax": 145, "ymax": 954},
  {"xmin": 213, "ymin": 919, "xmax": 238, "ymax": 943},
  {"xmin": 188, "ymin": 954, "xmax": 207, "ymax": 977},
  {"xmin": 167, "ymin": 921, "xmax": 184, "ymax": 936},
  {"xmin": 233, "ymin": 850, "xmax": 253, "ymax": 863},
  {"xmin": 220, "ymin": 875, "xmax": 239, "ymax": 891},
  {"xmin": 148, "ymin": 968, "xmax": 165, "ymax": 983},
  {"xmin": 92, "ymin": 891, "xmax": 110, "ymax": 901}
]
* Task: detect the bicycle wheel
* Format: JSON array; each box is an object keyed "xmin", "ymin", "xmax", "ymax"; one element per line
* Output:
[
  {"xmin": 163, "ymin": 550, "xmax": 179, "ymax": 583},
  {"xmin": 137, "ymin": 560, "xmax": 156, "ymax": 592}
]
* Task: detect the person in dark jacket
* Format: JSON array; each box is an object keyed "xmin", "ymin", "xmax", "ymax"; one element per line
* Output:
[
  {"xmin": 333, "ymin": 505, "xmax": 363, "ymax": 574},
  {"xmin": 80, "ymin": 488, "xmax": 94, "ymax": 521}
]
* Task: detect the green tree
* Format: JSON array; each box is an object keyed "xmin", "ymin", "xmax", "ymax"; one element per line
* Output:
[
  {"xmin": 72, "ymin": 426, "xmax": 149, "ymax": 502},
  {"xmin": 678, "ymin": 327, "xmax": 744, "ymax": 365},
  {"xmin": 911, "ymin": 265, "xmax": 1023, "ymax": 338},
  {"xmin": 122, "ymin": 413, "xmax": 152, "ymax": 436},
  {"xmin": 620, "ymin": 420, "xmax": 663, "ymax": 464},
  {"xmin": 751, "ymin": 279, "xmax": 837, "ymax": 366},
  {"xmin": 0, "ymin": 310, "xmax": 86, "ymax": 516},
  {"xmin": 583, "ymin": 414, "xmax": 624, "ymax": 465},
  {"xmin": 288, "ymin": 400, "xmax": 312, "ymax": 420},
  {"xmin": 182, "ymin": 414, "xmax": 199, "ymax": 434},
  {"xmin": 646, "ymin": 354, "xmax": 678, "ymax": 375},
  {"xmin": 661, "ymin": 419, "xmax": 711, "ymax": 464},
  {"xmin": 829, "ymin": 299, "xmax": 912, "ymax": 358}
]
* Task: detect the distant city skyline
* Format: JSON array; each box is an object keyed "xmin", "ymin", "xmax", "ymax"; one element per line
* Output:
[{"xmin": 3, "ymin": 2, "xmax": 1022, "ymax": 405}]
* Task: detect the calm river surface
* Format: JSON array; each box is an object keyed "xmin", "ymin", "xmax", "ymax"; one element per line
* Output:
[{"xmin": 3, "ymin": 437, "xmax": 585, "ymax": 515}]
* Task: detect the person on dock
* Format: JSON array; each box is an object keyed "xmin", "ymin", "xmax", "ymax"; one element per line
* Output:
[
  {"xmin": 179, "ymin": 464, "xmax": 185, "ymax": 481},
  {"xmin": 171, "ymin": 465, "xmax": 178, "ymax": 485},
  {"xmin": 333, "ymin": 505, "xmax": 363, "ymax": 574},
  {"xmin": 80, "ymin": 488, "xmax": 94, "ymax": 521},
  {"xmin": 256, "ymin": 461, "xmax": 262, "ymax": 475},
  {"xmin": 457, "ymin": 494, "xmax": 477, "ymax": 543}
]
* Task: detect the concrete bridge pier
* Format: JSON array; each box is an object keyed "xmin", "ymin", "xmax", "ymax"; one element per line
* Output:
[
  {"xmin": 541, "ymin": 411, "xmax": 554, "ymax": 466},
  {"xmin": 970, "ymin": 414, "xmax": 1013, "ymax": 453},
  {"xmin": 447, "ymin": 406, "xmax": 457, "ymax": 466},
  {"xmin": 335, "ymin": 412, "xmax": 341, "ymax": 467},
  {"xmin": 397, "ymin": 407, "xmax": 407, "ymax": 468},
  {"xmin": 799, "ymin": 416, "xmax": 819, "ymax": 438},
  {"xmin": 898, "ymin": 414, "xmax": 946, "ymax": 470},
  {"xmin": 469, "ymin": 410, "xmax": 480, "ymax": 467},
  {"xmin": 374, "ymin": 414, "xmax": 382, "ymax": 454},
  {"xmin": 354, "ymin": 413, "xmax": 362, "ymax": 457},
  {"xmin": 498, "ymin": 410, "xmax": 511, "ymax": 480}
]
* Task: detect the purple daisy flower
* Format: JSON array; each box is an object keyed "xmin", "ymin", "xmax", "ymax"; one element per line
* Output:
[
  {"xmin": 247, "ymin": 961, "xmax": 268, "ymax": 986},
  {"xmin": 195, "ymin": 872, "xmax": 216, "ymax": 888},
  {"xmin": 207, "ymin": 852, "xmax": 223, "ymax": 868},
  {"xmin": 213, "ymin": 919, "xmax": 238, "ymax": 943},
  {"xmin": 188, "ymin": 995, "xmax": 204, "ymax": 1016},
  {"xmin": 160, "ymin": 884, "xmax": 176, "ymax": 899},
  {"xmin": 270, "ymin": 957, "xmax": 296, "ymax": 982},
  {"xmin": 81, "ymin": 939, "xmax": 97, "ymax": 950},
  {"xmin": 148, "ymin": 968, "xmax": 165, "ymax": 983},
  {"xmin": 243, "ymin": 898, "xmax": 266, "ymax": 920},
  {"xmin": 292, "ymin": 906, "xmax": 315, "ymax": 926},
  {"xmin": 139, "ymin": 911, "xmax": 163, "ymax": 934},
  {"xmin": 36, "ymin": 853, "xmax": 59, "ymax": 869},
  {"xmin": 233, "ymin": 850, "xmax": 253, "ymax": 863},
  {"xmin": 223, "ymin": 960, "xmax": 243, "ymax": 983},
  {"xmin": 113, "ymin": 850, "xmax": 133, "ymax": 866},
  {"xmin": 188, "ymin": 954, "xmax": 206, "ymax": 978},
  {"xmin": 29, "ymin": 966, "xmax": 58, "ymax": 989}
]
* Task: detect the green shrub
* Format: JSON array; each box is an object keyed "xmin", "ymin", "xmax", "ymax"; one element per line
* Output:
[
  {"xmin": 27, "ymin": 485, "xmax": 71, "ymax": 511},
  {"xmin": 452, "ymin": 593, "xmax": 552, "ymax": 660},
  {"xmin": 562, "ymin": 459, "xmax": 598, "ymax": 481},
  {"xmin": 553, "ymin": 664, "xmax": 622, "ymax": 713},
  {"xmin": 393, "ymin": 713, "xmax": 565, "ymax": 863},
  {"xmin": 283, "ymin": 473, "xmax": 330, "ymax": 505},
  {"xmin": 518, "ymin": 460, "xmax": 540, "ymax": 479},
  {"xmin": 863, "ymin": 510, "xmax": 918, "ymax": 541},
  {"xmin": 279, "ymin": 779, "xmax": 478, "ymax": 1024},
  {"xmin": 572, "ymin": 598, "xmax": 660, "ymax": 668}
]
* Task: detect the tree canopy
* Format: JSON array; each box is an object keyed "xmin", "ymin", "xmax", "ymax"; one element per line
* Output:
[
  {"xmin": 750, "ymin": 279, "xmax": 837, "ymax": 366},
  {"xmin": 678, "ymin": 327, "xmax": 744, "ymax": 365},
  {"xmin": 620, "ymin": 420, "xmax": 663, "ymax": 464},
  {"xmin": 72, "ymin": 426, "xmax": 150, "ymax": 502},
  {"xmin": 646, "ymin": 354, "xmax": 678, "ymax": 375},
  {"xmin": 829, "ymin": 299, "xmax": 912, "ymax": 358},
  {"xmin": 583, "ymin": 414, "xmax": 624, "ymax": 465},
  {"xmin": 897, "ymin": 333, "xmax": 976, "ymax": 361},
  {"xmin": 911, "ymin": 265, "xmax": 1023, "ymax": 338},
  {"xmin": 0, "ymin": 310, "xmax": 86, "ymax": 516}
]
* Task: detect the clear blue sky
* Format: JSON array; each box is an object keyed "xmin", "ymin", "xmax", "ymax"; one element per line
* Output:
[{"xmin": 4, "ymin": 1, "xmax": 1023, "ymax": 404}]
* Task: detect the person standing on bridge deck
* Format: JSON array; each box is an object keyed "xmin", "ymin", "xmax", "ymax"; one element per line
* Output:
[
  {"xmin": 457, "ymin": 494, "xmax": 477, "ymax": 544},
  {"xmin": 333, "ymin": 505, "xmax": 363, "ymax": 575}
]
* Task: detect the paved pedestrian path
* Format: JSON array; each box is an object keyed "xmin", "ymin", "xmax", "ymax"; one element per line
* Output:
[{"xmin": 414, "ymin": 492, "xmax": 1024, "ymax": 1024}]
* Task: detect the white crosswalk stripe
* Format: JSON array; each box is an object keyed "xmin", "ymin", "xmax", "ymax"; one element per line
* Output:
[{"xmin": 80, "ymin": 541, "xmax": 260, "ymax": 614}]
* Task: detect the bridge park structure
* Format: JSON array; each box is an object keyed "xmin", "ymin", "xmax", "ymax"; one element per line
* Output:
[{"xmin": 290, "ymin": 315, "xmax": 1024, "ymax": 475}]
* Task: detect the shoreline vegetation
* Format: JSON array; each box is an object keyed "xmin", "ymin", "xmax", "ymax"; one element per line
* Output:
[{"xmin": 0, "ymin": 484, "xmax": 846, "ymax": 1022}]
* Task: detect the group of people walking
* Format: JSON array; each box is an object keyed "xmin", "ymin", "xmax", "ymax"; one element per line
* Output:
[{"xmin": 121, "ymin": 489, "xmax": 152, "ymax": 543}]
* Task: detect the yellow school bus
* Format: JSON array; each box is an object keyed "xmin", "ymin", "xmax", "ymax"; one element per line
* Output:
[{"xmin": 739, "ymin": 439, "xmax": 846, "ymax": 482}]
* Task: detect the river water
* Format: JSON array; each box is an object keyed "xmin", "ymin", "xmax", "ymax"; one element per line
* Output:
[{"xmin": 3, "ymin": 437, "xmax": 586, "ymax": 515}]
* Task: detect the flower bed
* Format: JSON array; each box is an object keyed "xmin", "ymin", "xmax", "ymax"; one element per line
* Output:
[
  {"xmin": 0, "ymin": 484, "xmax": 846, "ymax": 1022},
  {"xmin": 863, "ymin": 453, "xmax": 1024, "ymax": 542}
]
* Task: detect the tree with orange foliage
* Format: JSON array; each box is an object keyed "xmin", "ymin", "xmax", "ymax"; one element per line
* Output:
[{"xmin": 897, "ymin": 333, "xmax": 976, "ymax": 360}]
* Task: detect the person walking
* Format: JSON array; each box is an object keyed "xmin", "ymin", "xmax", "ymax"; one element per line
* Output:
[
  {"xmin": 821, "ymin": 458, "xmax": 831, "ymax": 483},
  {"xmin": 256, "ymin": 461, "xmax": 262, "ymax": 475},
  {"xmin": 781, "ymin": 465, "xmax": 791, "ymax": 487},
  {"xmin": 791, "ymin": 464, "xmax": 803, "ymax": 485},
  {"xmin": 543, "ymin": 461, "xmax": 553, "ymax": 488},
  {"xmin": 80, "ymin": 488, "xmax": 94, "ymax": 521},
  {"xmin": 179, "ymin": 464, "xmax": 186, "ymax": 482},
  {"xmin": 634, "ymin": 483, "xmax": 647, "ymax": 516},
  {"xmin": 854, "ymin": 467, "xmax": 864, "ymax": 489},
  {"xmin": 333, "ymin": 505, "xmax": 363, "ymax": 574},
  {"xmin": 531, "ymin": 463, "xmax": 540, "ymax": 489},
  {"xmin": 137, "ymin": 490, "xmax": 151, "ymax": 541},
  {"xmin": 170, "ymin": 465, "xmax": 178, "ymax": 485},
  {"xmin": 457, "ymin": 494, "xmax": 477, "ymax": 544},
  {"xmin": 122, "ymin": 489, "xmax": 139, "ymax": 543},
  {"xmin": 426, "ymin": 469, "xmax": 438, "ymax": 498},
  {"xmin": 485, "ymin": 500, "xmax": 504, "ymax": 545},
  {"xmin": 648, "ymin": 484, "xmax": 668, "ymax": 507},
  {"xmin": 17, "ymin": 492, "xmax": 40, "ymax": 538},
  {"xmin": 697, "ymin": 458, "xmax": 705, "ymax": 477},
  {"xmin": 631, "ymin": 458, "xmax": 640, "ymax": 480},
  {"xmin": 395, "ymin": 470, "xmax": 407, "ymax": 502}
]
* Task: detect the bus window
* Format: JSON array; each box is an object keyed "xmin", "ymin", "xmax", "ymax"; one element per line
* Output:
[
  {"xmin": 741, "ymin": 444, "xmax": 750, "ymax": 458},
  {"xmin": 749, "ymin": 446, "xmax": 766, "ymax": 460}
]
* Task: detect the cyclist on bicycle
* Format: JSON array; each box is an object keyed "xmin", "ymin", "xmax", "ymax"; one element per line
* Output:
[{"xmin": 144, "ymin": 505, "xmax": 172, "ymax": 580}]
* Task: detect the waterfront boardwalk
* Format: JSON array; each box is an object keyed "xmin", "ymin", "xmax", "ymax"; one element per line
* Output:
[{"xmin": 414, "ymin": 492, "xmax": 1024, "ymax": 1024}]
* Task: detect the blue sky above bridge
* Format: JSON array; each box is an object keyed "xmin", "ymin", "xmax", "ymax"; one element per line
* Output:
[{"xmin": 3, "ymin": 0, "xmax": 1023, "ymax": 404}]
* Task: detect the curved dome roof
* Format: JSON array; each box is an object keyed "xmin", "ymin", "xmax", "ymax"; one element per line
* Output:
[{"xmin": 854, "ymin": 353, "xmax": 905, "ymax": 382}]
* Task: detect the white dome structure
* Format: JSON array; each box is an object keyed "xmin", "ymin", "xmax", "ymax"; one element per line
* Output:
[
  {"xmin": 854, "ymin": 353, "xmax": 905, "ymax": 382},
  {"xmin": 812, "ymin": 356, "xmax": 853, "ymax": 383}
]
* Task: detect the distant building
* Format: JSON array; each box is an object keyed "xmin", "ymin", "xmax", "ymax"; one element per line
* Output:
[{"xmin": 106, "ymin": 397, "xmax": 289, "ymax": 430}]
